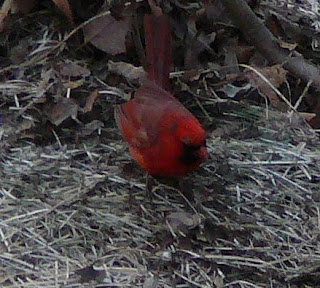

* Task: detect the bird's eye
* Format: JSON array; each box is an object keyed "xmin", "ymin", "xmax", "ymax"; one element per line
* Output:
[
  {"xmin": 184, "ymin": 143, "xmax": 201, "ymax": 151},
  {"xmin": 180, "ymin": 142, "xmax": 205, "ymax": 164},
  {"xmin": 182, "ymin": 138, "xmax": 206, "ymax": 150}
]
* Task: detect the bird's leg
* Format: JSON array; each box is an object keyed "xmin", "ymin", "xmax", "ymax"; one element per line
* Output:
[
  {"xmin": 178, "ymin": 177, "xmax": 195, "ymax": 204},
  {"xmin": 145, "ymin": 172, "xmax": 154, "ymax": 202}
]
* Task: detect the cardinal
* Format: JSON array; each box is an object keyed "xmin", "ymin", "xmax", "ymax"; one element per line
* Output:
[{"xmin": 114, "ymin": 11, "xmax": 208, "ymax": 177}]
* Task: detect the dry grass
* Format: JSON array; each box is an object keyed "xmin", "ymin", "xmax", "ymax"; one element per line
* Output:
[{"xmin": 1, "ymin": 2, "xmax": 320, "ymax": 288}]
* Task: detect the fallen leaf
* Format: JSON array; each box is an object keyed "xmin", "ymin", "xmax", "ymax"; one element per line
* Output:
[
  {"xmin": 18, "ymin": 118, "xmax": 34, "ymax": 132},
  {"xmin": 0, "ymin": 0, "xmax": 36, "ymax": 32},
  {"xmin": 246, "ymin": 65, "xmax": 287, "ymax": 108},
  {"xmin": 279, "ymin": 40, "xmax": 298, "ymax": 51},
  {"xmin": 299, "ymin": 112, "xmax": 316, "ymax": 122},
  {"xmin": 223, "ymin": 45, "xmax": 240, "ymax": 75},
  {"xmin": 204, "ymin": 0, "xmax": 225, "ymax": 20},
  {"xmin": 83, "ymin": 13, "xmax": 131, "ymax": 55},
  {"xmin": 57, "ymin": 60, "xmax": 90, "ymax": 78},
  {"xmin": 107, "ymin": 60, "xmax": 146, "ymax": 83},
  {"xmin": 51, "ymin": 0, "xmax": 74, "ymax": 25},
  {"xmin": 9, "ymin": 39, "xmax": 30, "ymax": 64},
  {"xmin": 83, "ymin": 90, "xmax": 100, "ymax": 113},
  {"xmin": 166, "ymin": 212, "xmax": 201, "ymax": 235},
  {"xmin": 56, "ymin": 60, "xmax": 90, "ymax": 89},
  {"xmin": 46, "ymin": 97, "xmax": 78, "ymax": 126},
  {"xmin": 1, "ymin": 0, "xmax": 35, "ymax": 14},
  {"xmin": 79, "ymin": 120, "xmax": 104, "ymax": 137},
  {"xmin": 307, "ymin": 111, "xmax": 320, "ymax": 129},
  {"xmin": 185, "ymin": 17, "xmax": 216, "ymax": 69},
  {"xmin": 234, "ymin": 45, "xmax": 255, "ymax": 63}
]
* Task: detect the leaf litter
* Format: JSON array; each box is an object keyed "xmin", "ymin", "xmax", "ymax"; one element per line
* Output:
[{"xmin": 0, "ymin": 1, "xmax": 320, "ymax": 287}]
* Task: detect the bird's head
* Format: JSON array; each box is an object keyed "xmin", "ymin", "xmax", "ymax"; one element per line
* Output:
[{"xmin": 176, "ymin": 117, "xmax": 208, "ymax": 167}]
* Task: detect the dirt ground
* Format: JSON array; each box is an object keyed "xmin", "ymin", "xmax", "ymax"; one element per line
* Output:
[{"xmin": 1, "ymin": 1, "xmax": 320, "ymax": 287}]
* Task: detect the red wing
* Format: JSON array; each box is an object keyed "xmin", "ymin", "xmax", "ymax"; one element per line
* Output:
[
  {"xmin": 114, "ymin": 82, "xmax": 181, "ymax": 149},
  {"xmin": 114, "ymin": 101, "xmax": 151, "ymax": 149}
]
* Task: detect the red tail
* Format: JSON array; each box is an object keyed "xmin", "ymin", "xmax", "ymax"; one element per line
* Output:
[{"xmin": 143, "ymin": 14, "xmax": 172, "ymax": 91}]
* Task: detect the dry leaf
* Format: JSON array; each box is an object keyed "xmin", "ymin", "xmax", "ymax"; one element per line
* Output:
[
  {"xmin": 108, "ymin": 60, "xmax": 146, "ymax": 83},
  {"xmin": 247, "ymin": 65, "xmax": 287, "ymax": 108},
  {"xmin": 9, "ymin": 39, "xmax": 30, "ymax": 64},
  {"xmin": 57, "ymin": 60, "xmax": 90, "ymax": 78},
  {"xmin": 83, "ymin": 90, "xmax": 100, "ymax": 113},
  {"xmin": 0, "ymin": 0, "xmax": 36, "ymax": 32},
  {"xmin": 79, "ymin": 120, "xmax": 104, "ymax": 137},
  {"xmin": 299, "ymin": 112, "xmax": 316, "ymax": 122},
  {"xmin": 166, "ymin": 212, "xmax": 201, "ymax": 234},
  {"xmin": 55, "ymin": 60, "xmax": 90, "ymax": 89},
  {"xmin": 46, "ymin": 97, "xmax": 78, "ymax": 126},
  {"xmin": 279, "ymin": 40, "xmax": 298, "ymax": 51},
  {"xmin": 18, "ymin": 118, "xmax": 34, "ymax": 132},
  {"xmin": 185, "ymin": 18, "xmax": 216, "ymax": 69},
  {"xmin": 0, "ymin": 0, "xmax": 35, "ymax": 14},
  {"xmin": 51, "ymin": 0, "xmax": 74, "ymax": 25},
  {"xmin": 307, "ymin": 113, "xmax": 320, "ymax": 129},
  {"xmin": 83, "ymin": 13, "xmax": 131, "ymax": 55}
]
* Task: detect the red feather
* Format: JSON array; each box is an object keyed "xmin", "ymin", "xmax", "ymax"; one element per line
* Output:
[{"xmin": 115, "ymin": 12, "xmax": 208, "ymax": 176}]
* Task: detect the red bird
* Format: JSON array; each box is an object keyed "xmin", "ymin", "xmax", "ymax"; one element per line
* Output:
[{"xmin": 114, "ymin": 13, "xmax": 208, "ymax": 177}]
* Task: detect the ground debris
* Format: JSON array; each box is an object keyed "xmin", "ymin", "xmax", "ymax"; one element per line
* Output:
[{"xmin": 1, "ymin": 1, "xmax": 320, "ymax": 287}]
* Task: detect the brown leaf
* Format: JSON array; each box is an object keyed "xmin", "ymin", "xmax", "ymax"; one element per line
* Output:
[
  {"xmin": 57, "ymin": 61, "xmax": 90, "ymax": 78},
  {"xmin": 51, "ymin": 0, "xmax": 74, "ymax": 25},
  {"xmin": 0, "ymin": 0, "xmax": 36, "ymax": 32},
  {"xmin": 166, "ymin": 212, "xmax": 201, "ymax": 235},
  {"xmin": 83, "ymin": 90, "xmax": 99, "ymax": 113},
  {"xmin": 299, "ymin": 112, "xmax": 316, "ymax": 122},
  {"xmin": 9, "ymin": 39, "xmax": 30, "ymax": 64},
  {"xmin": 56, "ymin": 60, "xmax": 90, "ymax": 89},
  {"xmin": 107, "ymin": 60, "xmax": 146, "ymax": 84},
  {"xmin": 1, "ymin": 0, "xmax": 35, "ymax": 14},
  {"xmin": 247, "ymin": 65, "xmax": 287, "ymax": 108},
  {"xmin": 279, "ymin": 40, "xmax": 297, "ymax": 51},
  {"xmin": 306, "ymin": 104, "xmax": 320, "ymax": 129},
  {"xmin": 234, "ymin": 45, "xmax": 255, "ymax": 63},
  {"xmin": 79, "ymin": 120, "xmax": 104, "ymax": 137},
  {"xmin": 185, "ymin": 18, "xmax": 216, "ymax": 69},
  {"xmin": 46, "ymin": 97, "xmax": 78, "ymax": 126},
  {"xmin": 83, "ymin": 13, "xmax": 131, "ymax": 55}
]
